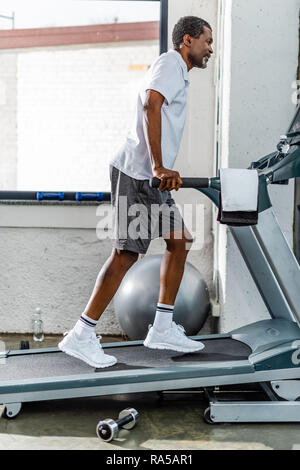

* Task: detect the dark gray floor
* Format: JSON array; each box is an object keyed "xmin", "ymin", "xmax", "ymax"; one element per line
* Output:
[{"xmin": 1, "ymin": 391, "xmax": 300, "ymax": 450}]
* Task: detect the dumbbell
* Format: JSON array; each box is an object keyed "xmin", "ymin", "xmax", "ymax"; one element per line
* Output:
[{"xmin": 96, "ymin": 408, "xmax": 139, "ymax": 442}]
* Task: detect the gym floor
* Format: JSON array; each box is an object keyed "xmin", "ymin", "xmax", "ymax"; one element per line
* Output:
[{"xmin": 0, "ymin": 334, "xmax": 300, "ymax": 451}]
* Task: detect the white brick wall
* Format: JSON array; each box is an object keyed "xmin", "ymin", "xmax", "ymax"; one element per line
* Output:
[{"xmin": 1, "ymin": 40, "xmax": 158, "ymax": 192}]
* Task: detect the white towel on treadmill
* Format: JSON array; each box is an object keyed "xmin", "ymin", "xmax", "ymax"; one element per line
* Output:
[{"xmin": 220, "ymin": 169, "xmax": 259, "ymax": 212}]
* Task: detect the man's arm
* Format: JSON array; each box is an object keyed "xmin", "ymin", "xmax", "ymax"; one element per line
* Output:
[{"xmin": 143, "ymin": 89, "xmax": 182, "ymax": 191}]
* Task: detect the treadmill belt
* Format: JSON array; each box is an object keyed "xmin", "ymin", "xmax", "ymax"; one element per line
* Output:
[
  {"xmin": 0, "ymin": 338, "xmax": 251, "ymax": 381},
  {"xmin": 172, "ymin": 338, "xmax": 251, "ymax": 363}
]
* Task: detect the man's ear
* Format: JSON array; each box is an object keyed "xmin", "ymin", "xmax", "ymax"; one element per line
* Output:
[{"xmin": 183, "ymin": 35, "xmax": 192, "ymax": 47}]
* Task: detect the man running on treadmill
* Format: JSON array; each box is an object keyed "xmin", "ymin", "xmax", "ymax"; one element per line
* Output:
[{"xmin": 59, "ymin": 16, "xmax": 214, "ymax": 368}]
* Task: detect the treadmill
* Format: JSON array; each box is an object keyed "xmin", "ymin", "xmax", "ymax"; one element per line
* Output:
[{"xmin": 1, "ymin": 107, "xmax": 300, "ymax": 423}]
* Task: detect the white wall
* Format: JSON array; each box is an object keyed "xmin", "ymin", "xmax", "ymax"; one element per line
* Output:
[
  {"xmin": 0, "ymin": 3, "xmax": 219, "ymax": 335},
  {"xmin": 0, "ymin": 202, "xmax": 214, "ymax": 335},
  {"xmin": 218, "ymin": 0, "xmax": 300, "ymax": 331},
  {"xmin": 0, "ymin": 224, "xmax": 120, "ymax": 335}
]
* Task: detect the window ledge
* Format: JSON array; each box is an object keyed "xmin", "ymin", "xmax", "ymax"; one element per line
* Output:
[
  {"xmin": 0, "ymin": 200, "xmax": 112, "ymax": 229},
  {"xmin": 0, "ymin": 200, "xmax": 106, "ymax": 206}
]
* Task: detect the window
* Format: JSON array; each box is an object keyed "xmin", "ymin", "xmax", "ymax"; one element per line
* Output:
[{"xmin": 0, "ymin": 0, "xmax": 168, "ymax": 194}]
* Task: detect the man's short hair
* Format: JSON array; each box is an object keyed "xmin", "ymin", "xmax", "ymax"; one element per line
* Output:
[{"xmin": 172, "ymin": 16, "xmax": 212, "ymax": 50}]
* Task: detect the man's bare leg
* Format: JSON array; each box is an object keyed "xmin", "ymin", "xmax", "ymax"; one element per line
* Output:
[
  {"xmin": 58, "ymin": 248, "xmax": 139, "ymax": 367},
  {"xmin": 158, "ymin": 229, "xmax": 193, "ymax": 305},
  {"xmin": 83, "ymin": 249, "xmax": 139, "ymax": 321}
]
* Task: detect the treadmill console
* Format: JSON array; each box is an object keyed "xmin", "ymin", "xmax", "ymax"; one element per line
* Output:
[
  {"xmin": 274, "ymin": 106, "xmax": 300, "ymax": 157},
  {"xmin": 276, "ymin": 135, "xmax": 290, "ymax": 155},
  {"xmin": 251, "ymin": 105, "xmax": 300, "ymax": 182}
]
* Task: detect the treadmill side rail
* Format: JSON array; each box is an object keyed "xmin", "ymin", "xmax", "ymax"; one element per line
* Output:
[
  {"xmin": 251, "ymin": 342, "xmax": 300, "ymax": 371},
  {"xmin": 209, "ymin": 401, "xmax": 300, "ymax": 423}
]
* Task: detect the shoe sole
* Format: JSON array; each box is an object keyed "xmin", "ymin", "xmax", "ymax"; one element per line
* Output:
[
  {"xmin": 143, "ymin": 340, "xmax": 205, "ymax": 353},
  {"xmin": 58, "ymin": 342, "xmax": 117, "ymax": 369}
]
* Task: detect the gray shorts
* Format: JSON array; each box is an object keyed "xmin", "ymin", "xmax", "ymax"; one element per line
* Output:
[{"xmin": 110, "ymin": 165, "xmax": 187, "ymax": 254}]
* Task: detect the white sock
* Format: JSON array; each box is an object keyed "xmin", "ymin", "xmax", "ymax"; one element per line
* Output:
[
  {"xmin": 153, "ymin": 303, "xmax": 174, "ymax": 332},
  {"xmin": 74, "ymin": 312, "xmax": 97, "ymax": 340}
]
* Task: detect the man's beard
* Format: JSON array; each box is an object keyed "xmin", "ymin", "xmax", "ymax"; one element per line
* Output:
[{"xmin": 187, "ymin": 53, "xmax": 207, "ymax": 69}]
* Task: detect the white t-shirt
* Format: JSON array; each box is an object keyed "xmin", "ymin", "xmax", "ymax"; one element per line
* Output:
[{"xmin": 110, "ymin": 49, "xmax": 190, "ymax": 180}]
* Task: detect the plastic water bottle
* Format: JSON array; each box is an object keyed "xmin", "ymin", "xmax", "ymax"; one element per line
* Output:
[{"xmin": 32, "ymin": 308, "xmax": 44, "ymax": 342}]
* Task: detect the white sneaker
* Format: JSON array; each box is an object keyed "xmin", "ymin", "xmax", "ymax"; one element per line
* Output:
[
  {"xmin": 143, "ymin": 322, "xmax": 205, "ymax": 353},
  {"xmin": 58, "ymin": 329, "xmax": 117, "ymax": 368}
]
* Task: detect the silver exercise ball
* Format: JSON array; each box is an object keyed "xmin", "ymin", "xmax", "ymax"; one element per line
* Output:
[{"xmin": 114, "ymin": 254, "xmax": 210, "ymax": 340}]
